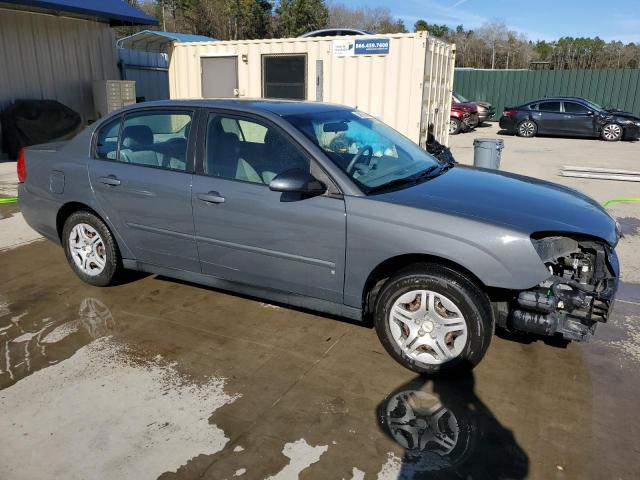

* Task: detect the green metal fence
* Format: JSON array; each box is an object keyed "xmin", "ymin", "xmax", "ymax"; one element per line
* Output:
[{"xmin": 453, "ymin": 68, "xmax": 640, "ymax": 119}]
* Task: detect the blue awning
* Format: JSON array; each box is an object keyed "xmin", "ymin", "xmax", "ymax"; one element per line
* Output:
[
  {"xmin": 2, "ymin": 0, "xmax": 158, "ymax": 26},
  {"xmin": 117, "ymin": 30, "xmax": 215, "ymax": 53}
]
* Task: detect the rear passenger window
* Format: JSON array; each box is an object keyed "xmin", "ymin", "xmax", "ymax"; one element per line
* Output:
[
  {"xmin": 204, "ymin": 114, "xmax": 309, "ymax": 185},
  {"xmin": 118, "ymin": 111, "xmax": 192, "ymax": 171},
  {"xmin": 539, "ymin": 102, "xmax": 561, "ymax": 112},
  {"xmin": 95, "ymin": 118, "xmax": 120, "ymax": 160}
]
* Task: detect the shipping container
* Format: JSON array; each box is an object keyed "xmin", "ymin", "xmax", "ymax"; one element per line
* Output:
[{"xmin": 167, "ymin": 32, "xmax": 456, "ymax": 146}]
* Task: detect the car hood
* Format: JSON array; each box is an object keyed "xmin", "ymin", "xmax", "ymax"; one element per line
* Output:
[
  {"xmin": 452, "ymin": 101, "xmax": 478, "ymax": 113},
  {"xmin": 603, "ymin": 109, "xmax": 640, "ymax": 121},
  {"xmin": 475, "ymin": 101, "xmax": 493, "ymax": 109},
  {"xmin": 374, "ymin": 166, "xmax": 620, "ymax": 246}
]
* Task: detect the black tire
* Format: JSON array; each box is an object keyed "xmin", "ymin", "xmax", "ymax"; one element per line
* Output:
[
  {"xmin": 373, "ymin": 264, "xmax": 493, "ymax": 375},
  {"xmin": 449, "ymin": 118, "xmax": 462, "ymax": 135},
  {"xmin": 516, "ymin": 120, "xmax": 537, "ymax": 138},
  {"xmin": 601, "ymin": 123, "xmax": 623, "ymax": 141},
  {"xmin": 62, "ymin": 210, "xmax": 121, "ymax": 287}
]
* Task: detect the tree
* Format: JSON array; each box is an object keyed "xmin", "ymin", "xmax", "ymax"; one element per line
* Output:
[
  {"xmin": 414, "ymin": 19, "xmax": 428, "ymax": 32},
  {"xmin": 327, "ymin": 4, "xmax": 404, "ymax": 33},
  {"xmin": 276, "ymin": 0, "xmax": 328, "ymax": 37},
  {"xmin": 477, "ymin": 21, "xmax": 508, "ymax": 69},
  {"xmin": 412, "ymin": 20, "xmax": 449, "ymax": 37},
  {"xmin": 118, "ymin": 1, "xmax": 640, "ymax": 69}
]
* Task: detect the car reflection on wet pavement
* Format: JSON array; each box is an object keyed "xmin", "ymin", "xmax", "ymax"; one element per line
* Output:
[{"xmin": 1, "ymin": 240, "xmax": 640, "ymax": 479}]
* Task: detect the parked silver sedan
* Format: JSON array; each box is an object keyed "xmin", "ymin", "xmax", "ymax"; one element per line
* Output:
[{"xmin": 18, "ymin": 100, "xmax": 620, "ymax": 374}]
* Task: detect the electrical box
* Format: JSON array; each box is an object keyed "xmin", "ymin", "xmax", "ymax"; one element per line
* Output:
[{"xmin": 92, "ymin": 80, "xmax": 136, "ymax": 118}]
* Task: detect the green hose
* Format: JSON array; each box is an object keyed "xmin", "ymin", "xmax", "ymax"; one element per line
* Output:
[
  {"xmin": 0, "ymin": 196, "xmax": 18, "ymax": 204},
  {"xmin": 602, "ymin": 198, "xmax": 640, "ymax": 207}
]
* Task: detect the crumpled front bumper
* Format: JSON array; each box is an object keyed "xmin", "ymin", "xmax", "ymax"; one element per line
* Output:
[
  {"xmin": 462, "ymin": 113, "xmax": 479, "ymax": 131},
  {"xmin": 622, "ymin": 122, "xmax": 640, "ymax": 140},
  {"xmin": 500, "ymin": 247, "xmax": 620, "ymax": 342}
]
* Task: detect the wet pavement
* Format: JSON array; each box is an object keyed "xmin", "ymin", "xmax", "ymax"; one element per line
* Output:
[{"xmin": 2, "ymin": 239, "xmax": 640, "ymax": 479}]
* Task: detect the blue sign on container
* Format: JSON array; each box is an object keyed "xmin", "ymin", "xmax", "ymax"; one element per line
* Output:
[{"xmin": 354, "ymin": 38, "xmax": 390, "ymax": 55}]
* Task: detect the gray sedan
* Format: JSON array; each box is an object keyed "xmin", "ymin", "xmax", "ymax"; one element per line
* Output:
[{"xmin": 17, "ymin": 99, "xmax": 620, "ymax": 374}]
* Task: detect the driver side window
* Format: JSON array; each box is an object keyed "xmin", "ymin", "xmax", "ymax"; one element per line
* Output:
[{"xmin": 204, "ymin": 114, "xmax": 310, "ymax": 185}]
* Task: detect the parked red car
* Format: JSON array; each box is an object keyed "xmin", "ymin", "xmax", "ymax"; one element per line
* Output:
[{"xmin": 450, "ymin": 99, "xmax": 479, "ymax": 135}]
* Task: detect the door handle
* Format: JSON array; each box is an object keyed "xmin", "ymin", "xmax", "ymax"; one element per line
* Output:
[
  {"xmin": 99, "ymin": 175, "xmax": 121, "ymax": 186},
  {"xmin": 198, "ymin": 192, "xmax": 225, "ymax": 204}
]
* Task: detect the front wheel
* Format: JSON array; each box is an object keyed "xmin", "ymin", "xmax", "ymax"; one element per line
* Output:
[
  {"xmin": 374, "ymin": 264, "xmax": 493, "ymax": 375},
  {"xmin": 62, "ymin": 211, "xmax": 121, "ymax": 287},
  {"xmin": 601, "ymin": 123, "xmax": 622, "ymax": 141},
  {"xmin": 449, "ymin": 118, "xmax": 462, "ymax": 135}
]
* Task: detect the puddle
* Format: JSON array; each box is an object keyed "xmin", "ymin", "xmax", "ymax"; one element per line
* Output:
[
  {"xmin": 617, "ymin": 216, "xmax": 640, "ymax": 237},
  {"xmin": 1, "ymin": 296, "xmax": 240, "ymax": 479},
  {"xmin": 375, "ymin": 374, "xmax": 529, "ymax": 479},
  {"xmin": 0, "ymin": 297, "xmax": 115, "ymax": 388}
]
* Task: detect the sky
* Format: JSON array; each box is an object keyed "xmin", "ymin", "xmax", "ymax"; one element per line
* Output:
[{"xmin": 340, "ymin": 0, "xmax": 640, "ymax": 43}]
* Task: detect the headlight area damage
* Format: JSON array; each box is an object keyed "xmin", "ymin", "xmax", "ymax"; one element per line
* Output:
[{"xmin": 497, "ymin": 235, "xmax": 619, "ymax": 342}]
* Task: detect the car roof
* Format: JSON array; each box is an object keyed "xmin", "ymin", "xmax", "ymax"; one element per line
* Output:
[
  {"xmin": 526, "ymin": 96, "xmax": 589, "ymax": 104},
  {"xmin": 117, "ymin": 98, "xmax": 353, "ymax": 116},
  {"xmin": 299, "ymin": 28, "xmax": 372, "ymax": 37}
]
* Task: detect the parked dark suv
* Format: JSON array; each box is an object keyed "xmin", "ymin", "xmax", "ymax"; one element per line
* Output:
[{"xmin": 499, "ymin": 96, "xmax": 640, "ymax": 141}]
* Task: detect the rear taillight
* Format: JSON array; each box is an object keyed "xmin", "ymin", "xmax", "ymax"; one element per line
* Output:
[
  {"xmin": 503, "ymin": 109, "xmax": 515, "ymax": 117},
  {"xmin": 17, "ymin": 148, "xmax": 26, "ymax": 183}
]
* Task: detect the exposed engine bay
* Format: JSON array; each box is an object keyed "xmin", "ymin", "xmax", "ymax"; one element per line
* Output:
[{"xmin": 497, "ymin": 236, "xmax": 619, "ymax": 342}]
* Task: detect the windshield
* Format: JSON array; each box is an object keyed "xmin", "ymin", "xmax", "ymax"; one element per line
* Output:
[
  {"xmin": 284, "ymin": 110, "xmax": 441, "ymax": 193},
  {"xmin": 583, "ymin": 98, "xmax": 604, "ymax": 111},
  {"xmin": 453, "ymin": 92, "xmax": 469, "ymax": 103}
]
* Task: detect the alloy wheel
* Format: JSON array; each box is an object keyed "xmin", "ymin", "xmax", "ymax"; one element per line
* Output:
[
  {"xmin": 68, "ymin": 223, "xmax": 107, "ymax": 276},
  {"xmin": 449, "ymin": 120, "xmax": 458, "ymax": 134},
  {"xmin": 388, "ymin": 290, "xmax": 468, "ymax": 365},
  {"xmin": 603, "ymin": 124, "xmax": 622, "ymax": 140},
  {"xmin": 518, "ymin": 121, "xmax": 535, "ymax": 137}
]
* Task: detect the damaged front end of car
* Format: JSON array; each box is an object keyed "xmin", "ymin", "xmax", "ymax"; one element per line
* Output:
[{"xmin": 497, "ymin": 235, "xmax": 620, "ymax": 342}]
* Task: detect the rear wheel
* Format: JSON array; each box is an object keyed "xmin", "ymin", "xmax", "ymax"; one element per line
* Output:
[
  {"xmin": 449, "ymin": 118, "xmax": 462, "ymax": 135},
  {"xmin": 516, "ymin": 120, "xmax": 537, "ymax": 138},
  {"xmin": 62, "ymin": 211, "xmax": 121, "ymax": 286},
  {"xmin": 374, "ymin": 264, "xmax": 493, "ymax": 375},
  {"xmin": 601, "ymin": 123, "xmax": 622, "ymax": 141}
]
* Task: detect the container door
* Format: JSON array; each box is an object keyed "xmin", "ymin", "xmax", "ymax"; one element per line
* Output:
[
  {"xmin": 201, "ymin": 56, "xmax": 238, "ymax": 98},
  {"xmin": 262, "ymin": 54, "xmax": 307, "ymax": 100}
]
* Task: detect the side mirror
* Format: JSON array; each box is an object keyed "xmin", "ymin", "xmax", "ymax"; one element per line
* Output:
[{"xmin": 269, "ymin": 169, "xmax": 327, "ymax": 196}]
